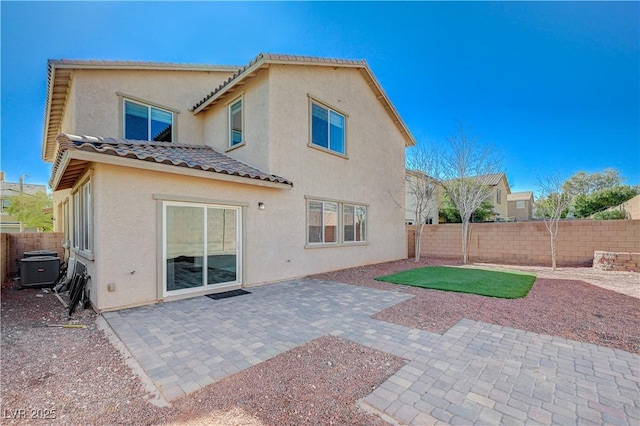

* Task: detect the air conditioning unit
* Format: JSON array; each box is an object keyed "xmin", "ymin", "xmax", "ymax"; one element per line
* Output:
[
  {"xmin": 23, "ymin": 250, "xmax": 58, "ymax": 258},
  {"xmin": 20, "ymin": 256, "xmax": 60, "ymax": 288}
]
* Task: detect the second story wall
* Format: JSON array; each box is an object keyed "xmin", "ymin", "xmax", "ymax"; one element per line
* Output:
[
  {"xmin": 489, "ymin": 178, "xmax": 510, "ymax": 220},
  {"xmin": 266, "ymin": 64, "xmax": 407, "ymax": 201},
  {"xmin": 202, "ymin": 69, "xmax": 271, "ymax": 173},
  {"xmin": 61, "ymin": 68, "xmax": 235, "ymax": 145}
]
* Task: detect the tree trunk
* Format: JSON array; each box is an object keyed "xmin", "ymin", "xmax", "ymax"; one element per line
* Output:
[
  {"xmin": 414, "ymin": 224, "xmax": 425, "ymax": 262},
  {"xmin": 550, "ymin": 234, "xmax": 557, "ymax": 271},
  {"xmin": 461, "ymin": 221, "xmax": 468, "ymax": 264}
]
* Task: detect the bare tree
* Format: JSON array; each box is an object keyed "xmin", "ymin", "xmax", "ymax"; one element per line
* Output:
[
  {"xmin": 536, "ymin": 174, "xmax": 573, "ymax": 271},
  {"xmin": 405, "ymin": 143, "xmax": 442, "ymax": 261},
  {"xmin": 442, "ymin": 124, "xmax": 501, "ymax": 264}
]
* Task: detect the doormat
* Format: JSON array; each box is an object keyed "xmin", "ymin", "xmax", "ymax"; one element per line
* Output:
[{"xmin": 205, "ymin": 289, "xmax": 251, "ymax": 300}]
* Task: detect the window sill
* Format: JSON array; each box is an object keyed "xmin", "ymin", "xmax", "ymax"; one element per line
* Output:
[
  {"xmin": 72, "ymin": 248, "xmax": 95, "ymax": 261},
  {"xmin": 305, "ymin": 241, "xmax": 368, "ymax": 249},
  {"xmin": 225, "ymin": 142, "xmax": 245, "ymax": 153},
  {"xmin": 307, "ymin": 143, "xmax": 348, "ymax": 160}
]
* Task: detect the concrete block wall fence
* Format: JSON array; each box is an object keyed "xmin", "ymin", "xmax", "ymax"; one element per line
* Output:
[
  {"xmin": 1, "ymin": 233, "xmax": 8, "ymax": 284},
  {"xmin": 408, "ymin": 220, "xmax": 640, "ymax": 267}
]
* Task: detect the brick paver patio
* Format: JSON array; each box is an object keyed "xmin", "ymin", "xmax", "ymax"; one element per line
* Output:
[{"xmin": 103, "ymin": 279, "xmax": 640, "ymax": 425}]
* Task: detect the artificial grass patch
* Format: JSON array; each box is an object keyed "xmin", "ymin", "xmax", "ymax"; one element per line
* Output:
[{"xmin": 376, "ymin": 266, "xmax": 536, "ymax": 299}]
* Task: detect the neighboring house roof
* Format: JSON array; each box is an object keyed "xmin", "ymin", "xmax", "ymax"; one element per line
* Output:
[
  {"xmin": 443, "ymin": 173, "xmax": 509, "ymax": 187},
  {"xmin": 42, "ymin": 59, "xmax": 239, "ymax": 162},
  {"xmin": 507, "ymin": 191, "xmax": 534, "ymax": 202},
  {"xmin": 50, "ymin": 134, "xmax": 293, "ymax": 191},
  {"xmin": 192, "ymin": 53, "xmax": 416, "ymax": 147},
  {"xmin": 473, "ymin": 173, "xmax": 506, "ymax": 187},
  {"xmin": 1, "ymin": 182, "xmax": 47, "ymax": 197},
  {"xmin": 406, "ymin": 169, "xmax": 440, "ymax": 183}
]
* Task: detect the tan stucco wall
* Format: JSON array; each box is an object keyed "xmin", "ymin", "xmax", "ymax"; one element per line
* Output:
[
  {"xmin": 89, "ymin": 159, "xmax": 405, "ymax": 311},
  {"xmin": 508, "ymin": 198, "xmax": 533, "ymax": 220},
  {"xmin": 55, "ymin": 63, "xmax": 408, "ymax": 311},
  {"xmin": 265, "ymin": 64, "xmax": 407, "ymax": 267},
  {"xmin": 488, "ymin": 178, "xmax": 510, "ymax": 220},
  {"xmin": 60, "ymin": 80, "xmax": 76, "ymax": 134},
  {"xmin": 52, "ymin": 189, "xmax": 71, "ymax": 233},
  {"xmin": 62, "ymin": 69, "xmax": 234, "ymax": 144},
  {"xmin": 202, "ymin": 70, "xmax": 271, "ymax": 172}
]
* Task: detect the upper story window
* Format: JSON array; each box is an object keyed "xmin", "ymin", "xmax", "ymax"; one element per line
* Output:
[
  {"xmin": 124, "ymin": 99, "xmax": 173, "ymax": 142},
  {"xmin": 496, "ymin": 189, "xmax": 502, "ymax": 204},
  {"xmin": 310, "ymin": 100, "xmax": 346, "ymax": 155},
  {"xmin": 228, "ymin": 97, "xmax": 243, "ymax": 147}
]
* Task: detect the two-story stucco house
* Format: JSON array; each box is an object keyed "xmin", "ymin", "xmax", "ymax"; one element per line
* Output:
[
  {"xmin": 42, "ymin": 53, "xmax": 415, "ymax": 312},
  {"xmin": 478, "ymin": 173, "xmax": 511, "ymax": 221}
]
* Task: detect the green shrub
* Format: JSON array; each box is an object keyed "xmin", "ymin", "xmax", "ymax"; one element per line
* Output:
[
  {"xmin": 574, "ymin": 185, "xmax": 639, "ymax": 218},
  {"xmin": 592, "ymin": 209, "xmax": 628, "ymax": 220}
]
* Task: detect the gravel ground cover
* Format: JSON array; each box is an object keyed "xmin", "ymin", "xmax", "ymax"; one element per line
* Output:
[
  {"xmin": 1, "ymin": 280, "xmax": 403, "ymax": 425},
  {"xmin": 312, "ymin": 258, "xmax": 640, "ymax": 354},
  {"xmin": 2, "ymin": 258, "xmax": 638, "ymax": 425}
]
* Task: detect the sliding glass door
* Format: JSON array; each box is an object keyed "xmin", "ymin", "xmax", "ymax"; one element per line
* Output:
[{"xmin": 164, "ymin": 201, "xmax": 240, "ymax": 295}]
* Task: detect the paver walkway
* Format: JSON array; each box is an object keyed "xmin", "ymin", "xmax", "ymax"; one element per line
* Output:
[{"xmin": 103, "ymin": 279, "xmax": 640, "ymax": 425}]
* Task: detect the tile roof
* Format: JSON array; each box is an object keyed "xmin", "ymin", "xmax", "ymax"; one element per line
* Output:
[
  {"xmin": 192, "ymin": 53, "xmax": 367, "ymax": 112},
  {"xmin": 51, "ymin": 134, "xmax": 293, "ymax": 190},
  {"xmin": 190, "ymin": 52, "xmax": 415, "ymax": 147},
  {"xmin": 444, "ymin": 173, "xmax": 507, "ymax": 187},
  {"xmin": 474, "ymin": 173, "xmax": 506, "ymax": 186},
  {"xmin": 1, "ymin": 182, "xmax": 47, "ymax": 197},
  {"xmin": 48, "ymin": 59, "xmax": 240, "ymax": 72},
  {"xmin": 507, "ymin": 191, "xmax": 534, "ymax": 201},
  {"xmin": 406, "ymin": 169, "xmax": 439, "ymax": 182}
]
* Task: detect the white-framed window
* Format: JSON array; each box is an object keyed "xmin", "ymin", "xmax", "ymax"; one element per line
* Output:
[
  {"xmin": 516, "ymin": 200, "xmax": 525, "ymax": 209},
  {"xmin": 310, "ymin": 100, "xmax": 346, "ymax": 155},
  {"xmin": 307, "ymin": 199, "xmax": 367, "ymax": 245},
  {"xmin": 308, "ymin": 201, "xmax": 338, "ymax": 244},
  {"xmin": 63, "ymin": 199, "xmax": 70, "ymax": 247},
  {"xmin": 73, "ymin": 179, "xmax": 92, "ymax": 254},
  {"xmin": 124, "ymin": 99, "xmax": 173, "ymax": 141},
  {"xmin": 343, "ymin": 204, "xmax": 366, "ymax": 243},
  {"xmin": 496, "ymin": 189, "xmax": 502, "ymax": 204},
  {"xmin": 228, "ymin": 97, "xmax": 243, "ymax": 147}
]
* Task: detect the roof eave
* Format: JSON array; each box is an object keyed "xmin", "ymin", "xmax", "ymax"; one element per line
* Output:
[
  {"xmin": 50, "ymin": 150, "xmax": 71, "ymax": 190},
  {"xmin": 42, "ymin": 60, "xmax": 63, "ymax": 163},
  {"xmin": 48, "ymin": 59, "xmax": 239, "ymax": 73},
  {"xmin": 192, "ymin": 54, "xmax": 368, "ymax": 113},
  {"xmin": 193, "ymin": 56, "xmax": 416, "ymax": 147},
  {"xmin": 193, "ymin": 57, "xmax": 268, "ymax": 114},
  {"xmin": 358, "ymin": 66, "xmax": 416, "ymax": 147},
  {"xmin": 53, "ymin": 150, "xmax": 293, "ymax": 191}
]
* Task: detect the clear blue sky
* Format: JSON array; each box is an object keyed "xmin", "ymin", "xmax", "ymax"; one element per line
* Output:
[{"xmin": 1, "ymin": 1, "xmax": 638, "ymax": 193}]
